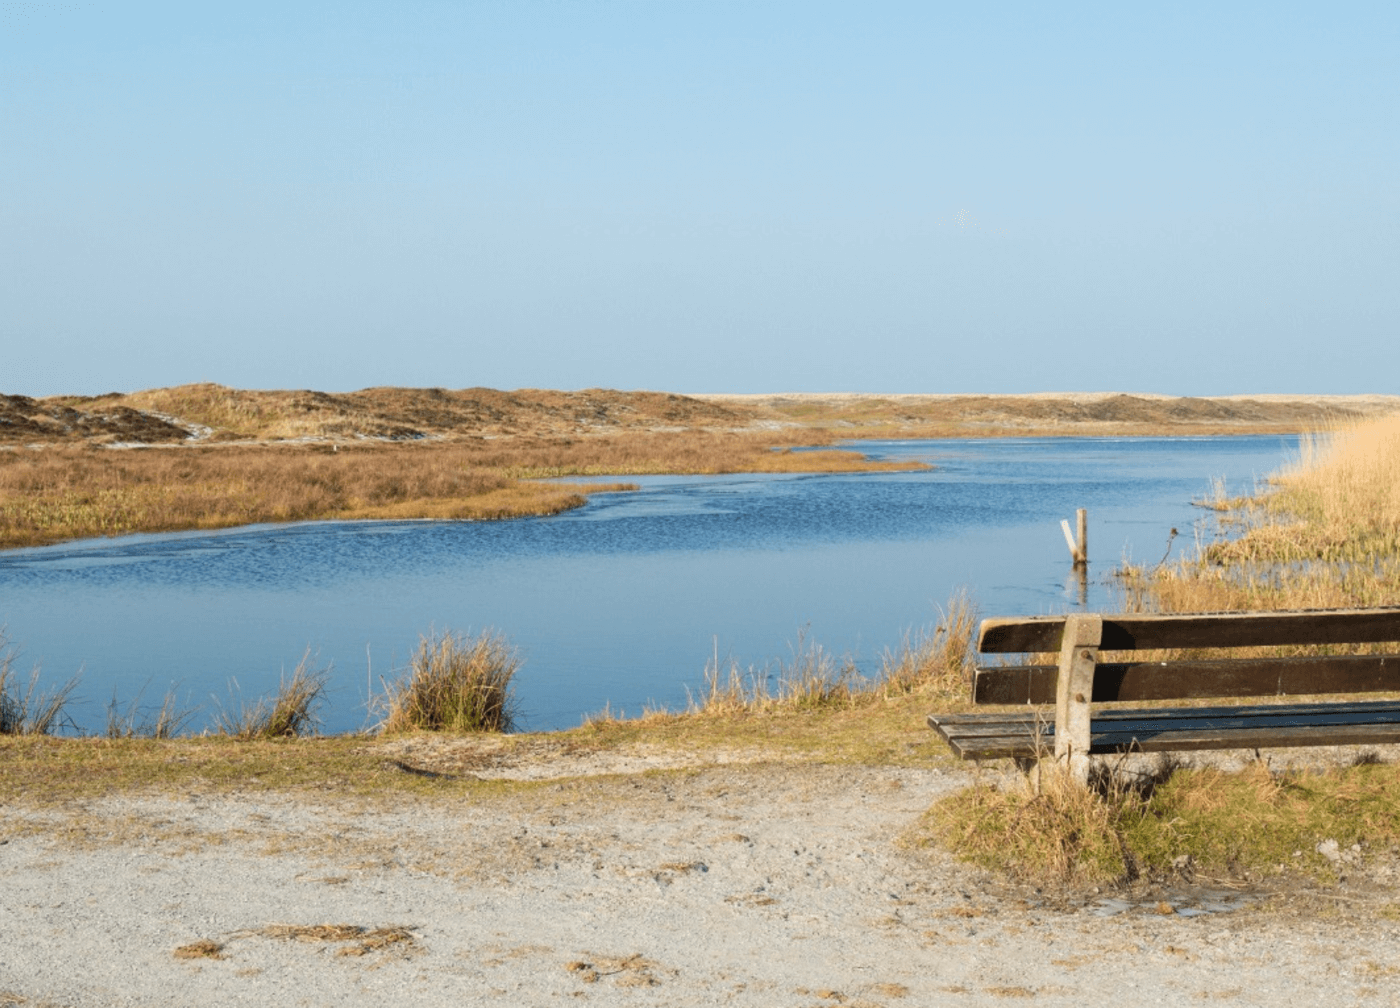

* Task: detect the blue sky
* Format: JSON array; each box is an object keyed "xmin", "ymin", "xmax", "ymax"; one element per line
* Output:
[{"xmin": 3, "ymin": 1, "xmax": 1396, "ymax": 397}]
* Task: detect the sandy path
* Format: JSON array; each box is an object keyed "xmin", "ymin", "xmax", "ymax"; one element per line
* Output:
[{"xmin": 3, "ymin": 755, "xmax": 1399, "ymax": 1007}]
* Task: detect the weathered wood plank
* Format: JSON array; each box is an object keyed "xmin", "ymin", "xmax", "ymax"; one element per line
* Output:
[
  {"xmin": 943, "ymin": 722, "xmax": 1400, "ymax": 760},
  {"xmin": 978, "ymin": 607, "xmax": 1400, "ymax": 653},
  {"xmin": 974, "ymin": 655, "xmax": 1400, "ymax": 704},
  {"xmin": 933, "ymin": 698, "xmax": 1400, "ymax": 730},
  {"xmin": 930, "ymin": 703, "xmax": 1400, "ymax": 759}
]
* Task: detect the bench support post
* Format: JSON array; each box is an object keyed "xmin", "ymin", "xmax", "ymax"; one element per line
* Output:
[{"xmin": 1054, "ymin": 614, "xmax": 1102, "ymax": 785}]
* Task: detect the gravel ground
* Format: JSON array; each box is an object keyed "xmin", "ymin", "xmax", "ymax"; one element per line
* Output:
[{"xmin": 3, "ymin": 747, "xmax": 1400, "ymax": 1008}]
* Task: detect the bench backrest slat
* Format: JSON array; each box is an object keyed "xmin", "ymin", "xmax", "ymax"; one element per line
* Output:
[
  {"xmin": 974, "ymin": 654, "xmax": 1400, "ymax": 705},
  {"xmin": 979, "ymin": 607, "xmax": 1400, "ymax": 653}
]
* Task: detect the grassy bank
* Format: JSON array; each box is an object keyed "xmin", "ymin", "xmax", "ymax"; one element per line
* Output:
[
  {"xmin": 0, "ymin": 431, "xmax": 920, "ymax": 549},
  {"xmin": 0, "ymin": 598, "xmax": 979, "ymax": 803}
]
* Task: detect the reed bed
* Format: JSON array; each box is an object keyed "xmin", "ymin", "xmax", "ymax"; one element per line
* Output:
[
  {"xmin": 1120, "ymin": 412, "xmax": 1400, "ymax": 614},
  {"xmin": 682, "ymin": 593, "xmax": 979, "ymax": 719},
  {"xmin": 381, "ymin": 630, "xmax": 519, "ymax": 733}
]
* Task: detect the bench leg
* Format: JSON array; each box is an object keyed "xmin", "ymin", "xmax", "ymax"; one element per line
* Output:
[
  {"xmin": 1014, "ymin": 756, "xmax": 1042, "ymax": 794},
  {"xmin": 1054, "ymin": 614, "xmax": 1101, "ymax": 786}
]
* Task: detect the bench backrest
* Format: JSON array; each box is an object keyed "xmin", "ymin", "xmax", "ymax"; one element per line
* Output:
[{"xmin": 974, "ymin": 607, "xmax": 1400, "ymax": 705}]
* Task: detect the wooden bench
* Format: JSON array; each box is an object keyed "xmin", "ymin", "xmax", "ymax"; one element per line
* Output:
[{"xmin": 927, "ymin": 607, "xmax": 1400, "ymax": 782}]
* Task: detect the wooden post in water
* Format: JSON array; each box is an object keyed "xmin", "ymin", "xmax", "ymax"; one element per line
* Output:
[{"xmin": 1060, "ymin": 508, "xmax": 1088, "ymax": 566}]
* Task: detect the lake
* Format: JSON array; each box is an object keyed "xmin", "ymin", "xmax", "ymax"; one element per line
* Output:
[{"xmin": 0, "ymin": 435, "xmax": 1296, "ymax": 734}]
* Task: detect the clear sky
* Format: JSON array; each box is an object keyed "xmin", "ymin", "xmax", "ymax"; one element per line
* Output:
[{"xmin": 3, "ymin": 1, "xmax": 1396, "ymax": 397}]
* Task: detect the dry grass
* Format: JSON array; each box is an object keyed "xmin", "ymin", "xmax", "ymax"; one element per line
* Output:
[
  {"xmin": 919, "ymin": 756, "xmax": 1400, "ymax": 887},
  {"xmin": 172, "ymin": 939, "xmax": 226, "ymax": 960},
  {"xmin": 0, "ymin": 632, "xmax": 78, "ymax": 735},
  {"xmin": 242, "ymin": 923, "xmax": 416, "ymax": 955},
  {"xmin": 0, "ymin": 442, "xmax": 635, "ymax": 548},
  {"xmin": 0, "ymin": 432, "xmax": 918, "ymax": 549},
  {"xmin": 1121, "ymin": 413, "xmax": 1400, "ymax": 614},
  {"xmin": 381, "ymin": 631, "xmax": 519, "ymax": 734},
  {"xmin": 105, "ymin": 684, "xmax": 197, "ymax": 740},
  {"xmin": 684, "ymin": 594, "xmax": 978, "ymax": 718},
  {"xmin": 214, "ymin": 652, "xmax": 330, "ymax": 740},
  {"xmin": 879, "ymin": 589, "xmax": 978, "ymax": 698}
]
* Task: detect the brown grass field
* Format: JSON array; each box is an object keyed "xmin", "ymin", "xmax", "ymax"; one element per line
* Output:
[{"xmin": 3, "ymin": 382, "xmax": 1395, "ymax": 549}]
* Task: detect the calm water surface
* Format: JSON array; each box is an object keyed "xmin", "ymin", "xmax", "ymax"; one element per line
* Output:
[{"xmin": 0, "ymin": 436, "xmax": 1296, "ymax": 733}]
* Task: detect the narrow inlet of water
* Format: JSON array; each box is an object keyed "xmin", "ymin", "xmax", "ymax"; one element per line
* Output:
[{"xmin": 0, "ymin": 435, "xmax": 1295, "ymax": 734}]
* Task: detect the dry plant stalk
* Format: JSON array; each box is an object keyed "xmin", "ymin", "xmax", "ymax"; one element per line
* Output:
[
  {"xmin": 879, "ymin": 589, "xmax": 978, "ymax": 698},
  {"xmin": 106, "ymin": 682, "xmax": 197, "ymax": 739},
  {"xmin": 0, "ymin": 631, "xmax": 78, "ymax": 735},
  {"xmin": 382, "ymin": 630, "xmax": 519, "ymax": 733},
  {"xmin": 215, "ymin": 651, "xmax": 329, "ymax": 739},
  {"xmin": 231, "ymin": 923, "xmax": 417, "ymax": 957}
]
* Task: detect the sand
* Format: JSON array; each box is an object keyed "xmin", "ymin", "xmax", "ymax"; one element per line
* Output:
[{"xmin": 4, "ymin": 742, "xmax": 1400, "ymax": 1007}]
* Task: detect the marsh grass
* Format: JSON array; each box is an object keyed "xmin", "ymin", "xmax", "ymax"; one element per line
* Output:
[
  {"xmin": 0, "ymin": 633, "xmax": 78, "ymax": 735},
  {"xmin": 685, "ymin": 593, "xmax": 978, "ymax": 718},
  {"xmin": 105, "ymin": 683, "xmax": 198, "ymax": 739},
  {"xmin": 215, "ymin": 653, "xmax": 330, "ymax": 739},
  {"xmin": 0, "ymin": 432, "xmax": 917, "ymax": 549},
  {"xmin": 879, "ymin": 589, "xmax": 978, "ymax": 698},
  {"xmin": 1120, "ymin": 413, "xmax": 1400, "ymax": 614},
  {"xmin": 921, "ymin": 756, "xmax": 1400, "ymax": 887},
  {"xmin": 381, "ymin": 631, "xmax": 519, "ymax": 733}
]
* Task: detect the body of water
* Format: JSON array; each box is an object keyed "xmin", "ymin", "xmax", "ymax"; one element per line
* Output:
[{"xmin": 0, "ymin": 436, "xmax": 1296, "ymax": 734}]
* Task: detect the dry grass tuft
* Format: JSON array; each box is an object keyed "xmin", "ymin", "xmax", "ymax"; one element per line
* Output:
[
  {"xmin": 686, "ymin": 631, "xmax": 863, "ymax": 715},
  {"xmin": 921, "ymin": 762, "xmax": 1139, "ymax": 886},
  {"xmin": 382, "ymin": 631, "xmax": 519, "ymax": 733},
  {"xmin": 105, "ymin": 683, "xmax": 197, "ymax": 739},
  {"xmin": 879, "ymin": 589, "xmax": 978, "ymax": 698},
  {"xmin": 0, "ymin": 632, "xmax": 78, "ymax": 736},
  {"xmin": 682, "ymin": 592, "xmax": 977, "ymax": 721},
  {"xmin": 214, "ymin": 652, "xmax": 329, "ymax": 740},
  {"xmin": 235, "ymin": 923, "xmax": 417, "ymax": 957},
  {"xmin": 173, "ymin": 939, "xmax": 226, "ymax": 960},
  {"xmin": 921, "ymin": 754, "xmax": 1400, "ymax": 887}
]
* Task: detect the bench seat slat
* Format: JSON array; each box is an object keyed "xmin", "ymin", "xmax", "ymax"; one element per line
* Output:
[
  {"xmin": 928, "ymin": 703, "xmax": 1400, "ymax": 760},
  {"xmin": 979, "ymin": 607, "xmax": 1400, "ymax": 654},
  {"xmin": 935, "ymin": 698, "xmax": 1400, "ymax": 724},
  {"xmin": 974, "ymin": 655, "xmax": 1400, "ymax": 705}
]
